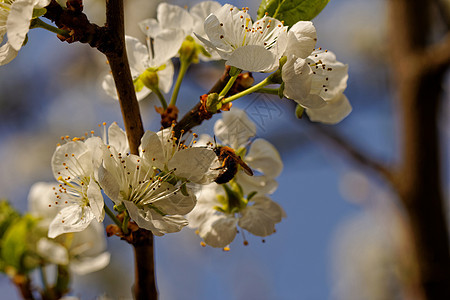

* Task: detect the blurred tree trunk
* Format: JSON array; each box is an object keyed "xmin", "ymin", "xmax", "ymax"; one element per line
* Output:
[{"xmin": 389, "ymin": 0, "xmax": 450, "ymax": 299}]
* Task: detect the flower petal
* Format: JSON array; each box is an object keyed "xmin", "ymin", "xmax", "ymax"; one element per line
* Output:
[
  {"xmin": 239, "ymin": 195, "xmax": 285, "ymax": 236},
  {"xmin": 51, "ymin": 141, "xmax": 92, "ymax": 180},
  {"xmin": 306, "ymin": 93, "xmax": 352, "ymax": 124},
  {"xmin": 198, "ymin": 214, "xmax": 237, "ymax": 248},
  {"xmin": 282, "ymin": 55, "xmax": 316, "ymax": 105},
  {"xmin": 7, "ymin": 0, "xmax": 34, "ymax": 50},
  {"xmin": 37, "ymin": 238, "xmax": 69, "ymax": 265},
  {"xmin": 0, "ymin": 42, "xmax": 18, "ymax": 66},
  {"xmin": 214, "ymin": 108, "xmax": 256, "ymax": 148},
  {"xmin": 70, "ymin": 251, "xmax": 110, "ymax": 275},
  {"xmin": 108, "ymin": 122, "xmax": 129, "ymax": 154},
  {"xmin": 157, "ymin": 2, "xmax": 194, "ymax": 34},
  {"xmin": 168, "ymin": 147, "xmax": 219, "ymax": 184},
  {"xmin": 245, "ymin": 139, "xmax": 283, "ymax": 178},
  {"xmin": 226, "ymin": 45, "xmax": 278, "ymax": 72},
  {"xmin": 157, "ymin": 59, "xmax": 174, "ymax": 94},
  {"xmin": 152, "ymin": 183, "xmax": 196, "ymax": 215},
  {"xmin": 140, "ymin": 130, "xmax": 166, "ymax": 170},
  {"xmin": 285, "ymin": 21, "xmax": 317, "ymax": 58},
  {"xmin": 87, "ymin": 182, "xmax": 104, "ymax": 222},
  {"xmin": 48, "ymin": 205, "xmax": 95, "ymax": 238},
  {"xmin": 124, "ymin": 202, "xmax": 188, "ymax": 235}
]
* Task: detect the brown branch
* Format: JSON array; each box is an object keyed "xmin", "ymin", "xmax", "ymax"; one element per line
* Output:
[
  {"xmin": 103, "ymin": 1, "xmax": 155, "ymax": 299},
  {"xmin": 13, "ymin": 274, "xmax": 35, "ymax": 300},
  {"xmin": 422, "ymin": 33, "xmax": 450, "ymax": 74},
  {"xmin": 173, "ymin": 67, "xmax": 253, "ymax": 136},
  {"xmin": 389, "ymin": 0, "xmax": 450, "ymax": 299},
  {"xmin": 311, "ymin": 125, "xmax": 396, "ymax": 187}
]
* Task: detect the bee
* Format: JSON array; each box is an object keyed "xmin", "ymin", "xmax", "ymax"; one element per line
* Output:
[{"xmin": 213, "ymin": 146, "xmax": 253, "ymax": 184}]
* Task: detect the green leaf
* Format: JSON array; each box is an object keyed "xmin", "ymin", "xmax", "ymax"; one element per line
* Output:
[
  {"xmin": 32, "ymin": 9, "xmax": 47, "ymax": 19},
  {"xmin": 1, "ymin": 215, "xmax": 39, "ymax": 273},
  {"xmin": 257, "ymin": 0, "xmax": 330, "ymax": 26},
  {"xmin": 0, "ymin": 200, "xmax": 21, "ymax": 239}
]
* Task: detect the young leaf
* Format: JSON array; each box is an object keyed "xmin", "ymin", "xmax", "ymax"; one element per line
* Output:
[{"xmin": 257, "ymin": 0, "xmax": 330, "ymax": 26}]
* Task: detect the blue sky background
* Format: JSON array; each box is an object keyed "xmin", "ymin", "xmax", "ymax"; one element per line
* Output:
[{"xmin": 0, "ymin": 0, "xmax": 436, "ymax": 299}]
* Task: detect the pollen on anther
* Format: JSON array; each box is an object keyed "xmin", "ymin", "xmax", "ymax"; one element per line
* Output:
[
  {"xmin": 243, "ymin": 240, "xmax": 249, "ymax": 246},
  {"xmin": 223, "ymin": 246, "xmax": 230, "ymax": 252},
  {"xmin": 200, "ymin": 241, "xmax": 206, "ymax": 247},
  {"xmin": 220, "ymin": 35, "xmax": 224, "ymax": 39}
]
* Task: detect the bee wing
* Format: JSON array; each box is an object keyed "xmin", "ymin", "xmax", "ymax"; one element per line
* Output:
[{"xmin": 238, "ymin": 160, "xmax": 254, "ymax": 176}]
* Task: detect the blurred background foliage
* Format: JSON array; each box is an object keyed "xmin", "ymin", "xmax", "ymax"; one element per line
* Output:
[{"xmin": 0, "ymin": 0, "xmax": 448, "ymax": 299}]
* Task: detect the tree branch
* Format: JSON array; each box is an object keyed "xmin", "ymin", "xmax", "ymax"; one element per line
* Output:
[
  {"xmin": 103, "ymin": 1, "xmax": 155, "ymax": 299},
  {"xmin": 389, "ymin": 0, "xmax": 450, "ymax": 299},
  {"xmin": 311, "ymin": 125, "xmax": 396, "ymax": 187}
]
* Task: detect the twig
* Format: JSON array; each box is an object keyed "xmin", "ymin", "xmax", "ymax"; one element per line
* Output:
[{"xmin": 312, "ymin": 125, "xmax": 396, "ymax": 187}]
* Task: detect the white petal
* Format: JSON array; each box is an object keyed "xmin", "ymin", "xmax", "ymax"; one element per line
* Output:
[
  {"xmin": 28, "ymin": 182, "xmax": 60, "ymax": 220},
  {"xmin": 282, "ymin": 55, "xmax": 316, "ymax": 104},
  {"xmin": 7, "ymin": 0, "xmax": 34, "ymax": 50},
  {"xmin": 124, "ymin": 202, "xmax": 188, "ymax": 235},
  {"xmin": 0, "ymin": 42, "xmax": 18, "ymax": 66},
  {"xmin": 101, "ymin": 74, "xmax": 119, "ymax": 100},
  {"xmin": 308, "ymin": 51, "xmax": 349, "ymax": 101},
  {"xmin": 70, "ymin": 252, "xmax": 110, "ymax": 275},
  {"xmin": 226, "ymin": 45, "xmax": 278, "ymax": 72},
  {"xmin": 37, "ymin": 238, "xmax": 69, "ymax": 265},
  {"xmin": 235, "ymin": 172, "xmax": 278, "ymax": 195},
  {"xmin": 168, "ymin": 147, "xmax": 219, "ymax": 184},
  {"xmin": 157, "ymin": 59, "xmax": 174, "ymax": 94},
  {"xmin": 51, "ymin": 141, "xmax": 92, "ymax": 180},
  {"xmin": 151, "ymin": 29, "xmax": 185, "ymax": 66},
  {"xmin": 190, "ymin": 1, "xmax": 222, "ymax": 37},
  {"xmin": 87, "ymin": 182, "xmax": 104, "ymax": 222},
  {"xmin": 98, "ymin": 159, "xmax": 120, "ymax": 204},
  {"xmin": 48, "ymin": 205, "xmax": 95, "ymax": 238},
  {"xmin": 125, "ymin": 35, "xmax": 149, "ymax": 76},
  {"xmin": 306, "ymin": 93, "xmax": 352, "ymax": 124},
  {"xmin": 152, "ymin": 183, "xmax": 196, "ymax": 215},
  {"xmin": 108, "ymin": 122, "xmax": 129, "ymax": 154},
  {"xmin": 214, "ymin": 107, "xmax": 256, "ymax": 148},
  {"xmin": 285, "ymin": 21, "xmax": 317, "ymax": 58},
  {"xmin": 140, "ymin": 130, "xmax": 166, "ymax": 170},
  {"xmin": 157, "ymin": 2, "xmax": 194, "ymax": 34},
  {"xmin": 34, "ymin": 0, "xmax": 51, "ymax": 9},
  {"xmin": 245, "ymin": 139, "xmax": 283, "ymax": 178},
  {"xmin": 138, "ymin": 18, "xmax": 163, "ymax": 37},
  {"xmin": 198, "ymin": 214, "xmax": 237, "ymax": 247},
  {"xmin": 239, "ymin": 195, "xmax": 285, "ymax": 236}
]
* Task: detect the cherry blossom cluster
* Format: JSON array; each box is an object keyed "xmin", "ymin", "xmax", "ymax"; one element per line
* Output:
[
  {"xmin": 100, "ymin": 2, "xmax": 351, "ymax": 124},
  {"xmin": 188, "ymin": 108, "xmax": 285, "ymax": 248},
  {"xmin": 45, "ymin": 123, "xmax": 219, "ymax": 238}
]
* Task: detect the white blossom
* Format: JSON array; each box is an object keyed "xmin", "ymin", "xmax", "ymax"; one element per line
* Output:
[
  {"xmin": 102, "ymin": 33, "xmax": 182, "ymax": 101},
  {"xmin": 188, "ymin": 183, "xmax": 285, "ymax": 248},
  {"xmin": 139, "ymin": 1, "xmax": 222, "ymax": 61},
  {"xmin": 0, "ymin": 0, "xmax": 50, "ymax": 65},
  {"xmin": 48, "ymin": 136, "xmax": 106, "ymax": 238},
  {"xmin": 213, "ymin": 108, "xmax": 283, "ymax": 194},
  {"xmin": 28, "ymin": 182, "xmax": 110, "ymax": 274},
  {"xmin": 195, "ymin": 4, "xmax": 287, "ymax": 72}
]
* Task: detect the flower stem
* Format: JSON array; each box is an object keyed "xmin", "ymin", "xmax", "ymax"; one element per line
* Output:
[
  {"xmin": 104, "ymin": 204, "xmax": 122, "ymax": 228},
  {"xmin": 122, "ymin": 210, "xmax": 130, "ymax": 235},
  {"xmin": 30, "ymin": 18, "xmax": 70, "ymax": 38},
  {"xmin": 257, "ymin": 87, "xmax": 279, "ymax": 95},
  {"xmin": 152, "ymin": 87, "xmax": 168, "ymax": 110},
  {"xmin": 169, "ymin": 60, "xmax": 191, "ymax": 106},
  {"xmin": 222, "ymin": 77, "xmax": 273, "ymax": 104},
  {"xmin": 39, "ymin": 265, "xmax": 49, "ymax": 292},
  {"xmin": 219, "ymin": 67, "xmax": 241, "ymax": 97}
]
